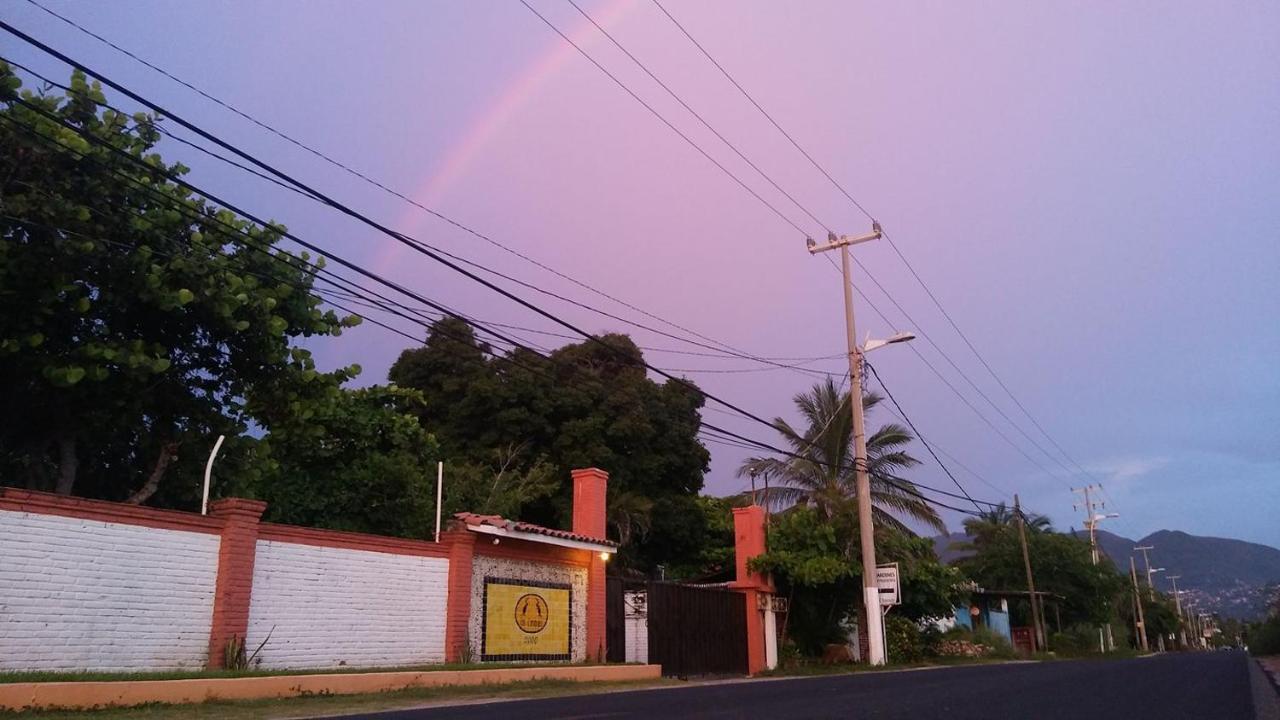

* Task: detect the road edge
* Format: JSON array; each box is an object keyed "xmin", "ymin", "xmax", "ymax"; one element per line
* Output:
[{"xmin": 1251, "ymin": 657, "xmax": 1280, "ymax": 720}]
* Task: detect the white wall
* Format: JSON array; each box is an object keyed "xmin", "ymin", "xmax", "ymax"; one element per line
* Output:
[
  {"xmin": 245, "ymin": 540, "xmax": 449, "ymax": 669},
  {"xmin": 0, "ymin": 510, "xmax": 221, "ymax": 671}
]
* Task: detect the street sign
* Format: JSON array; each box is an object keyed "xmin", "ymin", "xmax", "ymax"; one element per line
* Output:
[{"xmin": 876, "ymin": 562, "xmax": 900, "ymax": 607}]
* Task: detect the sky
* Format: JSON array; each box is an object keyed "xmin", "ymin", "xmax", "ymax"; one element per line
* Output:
[{"xmin": 5, "ymin": 0, "xmax": 1278, "ymax": 547}]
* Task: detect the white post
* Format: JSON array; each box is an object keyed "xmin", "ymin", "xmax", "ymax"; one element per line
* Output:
[
  {"xmin": 201, "ymin": 435, "xmax": 225, "ymax": 516},
  {"xmin": 434, "ymin": 461, "xmax": 444, "ymax": 543},
  {"xmin": 763, "ymin": 606, "xmax": 778, "ymax": 670}
]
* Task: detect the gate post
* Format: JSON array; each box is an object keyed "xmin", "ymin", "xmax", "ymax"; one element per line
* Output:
[
  {"xmin": 729, "ymin": 505, "xmax": 774, "ymax": 675},
  {"xmin": 572, "ymin": 467, "xmax": 609, "ymax": 661}
]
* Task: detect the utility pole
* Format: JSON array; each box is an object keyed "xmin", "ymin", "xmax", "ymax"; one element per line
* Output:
[
  {"xmin": 1014, "ymin": 494, "xmax": 1046, "ymax": 651},
  {"xmin": 1134, "ymin": 545, "xmax": 1157, "ymax": 600},
  {"xmin": 1072, "ymin": 485, "xmax": 1118, "ymax": 651},
  {"xmin": 1168, "ymin": 575, "xmax": 1187, "ymax": 649},
  {"xmin": 807, "ymin": 224, "xmax": 887, "ymax": 665},
  {"xmin": 1129, "ymin": 556, "xmax": 1149, "ymax": 652}
]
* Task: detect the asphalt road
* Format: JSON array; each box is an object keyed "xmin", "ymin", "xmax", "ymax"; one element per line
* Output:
[{"xmin": 337, "ymin": 651, "xmax": 1270, "ymax": 720}]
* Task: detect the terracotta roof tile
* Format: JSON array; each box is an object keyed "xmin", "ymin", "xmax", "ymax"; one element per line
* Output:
[{"xmin": 453, "ymin": 512, "xmax": 618, "ymax": 548}]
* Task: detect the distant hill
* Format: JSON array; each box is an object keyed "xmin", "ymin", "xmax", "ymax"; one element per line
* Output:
[{"xmin": 932, "ymin": 528, "xmax": 1280, "ymax": 620}]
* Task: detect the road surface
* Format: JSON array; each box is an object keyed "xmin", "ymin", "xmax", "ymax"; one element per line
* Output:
[{"xmin": 339, "ymin": 651, "xmax": 1273, "ymax": 720}]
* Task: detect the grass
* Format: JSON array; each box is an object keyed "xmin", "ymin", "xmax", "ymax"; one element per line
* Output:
[
  {"xmin": 0, "ymin": 661, "xmax": 592, "ymax": 685},
  {"xmin": 0, "ymin": 678, "xmax": 676, "ymax": 720}
]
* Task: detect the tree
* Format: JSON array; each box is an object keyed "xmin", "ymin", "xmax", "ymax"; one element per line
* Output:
[
  {"xmin": 0, "ymin": 66, "xmax": 355, "ymax": 503},
  {"xmin": 957, "ymin": 528, "xmax": 1125, "ymax": 627},
  {"xmin": 737, "ymin": 376, "xmax": 943, "ymax": 536},
  {"xmin": 389, "ymin": 319, "xmax": 710, "ymax": 570},
  {"xmin": 951, "ymin": 502, "xmax": 1052, "ymax": 553},
  {"xmin": 229, "ymin": 385, "xmax": 442, "ymax": 538}
]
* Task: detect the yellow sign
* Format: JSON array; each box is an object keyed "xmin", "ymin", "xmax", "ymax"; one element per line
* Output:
[{"xmin": 482, "ymin": 579, "xmax": 571, "ymax": 660}]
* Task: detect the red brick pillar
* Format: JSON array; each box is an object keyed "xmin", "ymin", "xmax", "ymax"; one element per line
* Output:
[
  {"xmin": 206, "ymin": 498, "xmax": 267, "ymax": 669},
  {"xmin": 572, "ymin": 467, "xmax": 608, "ymax": 662},
  {"xmin": 730, "ymin": 505, "xmax": 773, "ymax": 675},
  {"xmin": 442, "ymin": 529, "xmax": 477, "ymax": 663}
]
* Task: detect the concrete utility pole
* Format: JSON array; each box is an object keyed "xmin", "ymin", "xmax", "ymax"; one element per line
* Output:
[
  {"xmin": 1129, "ymin": 556, "xmax": 1149, "ymax": 652},
  {"xmin": 807, "ymin": 224, "xmax": 886, "ymax": 665},
  {"xmin": 1014, "ymin": 494, "xmax": 1046, "ymax": 651},
  {"xmin": 1168, "ymin": 575, "xmax": 1187, "ymax": 648},
  {"xmin": 1072, "ymin": 486, "xmax": 1118, "ymax": 651},
  {"xmin": 1134, "ymin": 545, "xmax": 1157, "ymax": 600}
]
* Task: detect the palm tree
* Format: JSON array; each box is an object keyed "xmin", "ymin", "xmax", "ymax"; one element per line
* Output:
[
  {"xmin": 955, "ymin": 502, "xmax": 1053, "ymax": 552},
  {"xmin": 737, "ymin": 376, "xmax": 944, "ymax": 536}
]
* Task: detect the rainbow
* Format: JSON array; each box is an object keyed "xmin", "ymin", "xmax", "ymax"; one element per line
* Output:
[{"xmin": 373, "ymin": 0, "xmax": 637, "ymax": 274}]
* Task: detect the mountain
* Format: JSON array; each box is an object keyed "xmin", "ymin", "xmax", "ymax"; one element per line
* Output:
[{"xmin": 931, "ymin": 528, "xmax": 1280, "ymax": 620}]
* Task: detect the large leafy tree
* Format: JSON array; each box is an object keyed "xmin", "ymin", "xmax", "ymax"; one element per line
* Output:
[
  {"xmin": 956, "ymin": 524, "xmax": 1125, "ymax": 627},
  {"xmin": 0, "ymin": 66, "xmax": 362, "ymax": 503},
  {"xmin": 389, "ymin": 318, "xmax": 710, "ymax": 569},
  {"xmin": 737, "ymin": 376, "xmax": 944, "ymax": 535}
]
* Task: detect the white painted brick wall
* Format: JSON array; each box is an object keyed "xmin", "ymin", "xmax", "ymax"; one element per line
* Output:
[
  {"xmin": 245, "ymin": 540, "xmax": 449, "ymax": 669},
  {"xmin": 0, "ymin": 509, "xmax": 221, "ymax": 671}
]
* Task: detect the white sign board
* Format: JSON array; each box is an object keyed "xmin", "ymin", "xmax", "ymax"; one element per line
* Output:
[{"xmin": 876, "ymin": 563, "xmax": 900, "ymax": 607}]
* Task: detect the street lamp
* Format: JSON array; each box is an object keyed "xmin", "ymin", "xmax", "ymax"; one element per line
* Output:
[
  {"xmin": 862, "ymin": 331, "xmax": 916, "ymax": 354},
  {"xmin": 805, "ymin": 223, "xmax": 907, "ymax": 667}
]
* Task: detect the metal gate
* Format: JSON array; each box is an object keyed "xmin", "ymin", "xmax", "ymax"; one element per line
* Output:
[
  {"xmin": 646, "ymin": 581, "xmax": 747, "ymax": 677},
  {"xmin": 606, "ymin": 577, "xmax": 627, "ymax": 663}
]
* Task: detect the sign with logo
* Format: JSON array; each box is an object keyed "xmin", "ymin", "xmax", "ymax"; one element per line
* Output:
[
  {"xmin": 481, "ymin": 578, "xmax": 571, "ymax": 661},
  {"xmin": 876, "ymin": 563, "xmax": 900, "ymax": 607}
]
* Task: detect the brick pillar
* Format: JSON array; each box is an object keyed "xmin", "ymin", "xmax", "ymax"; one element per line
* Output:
[
  {"xmin": 442, "ymin": 529, "xmax": 477, "ymax": 663},
  {"xmin": 206, "ymin": 498, "xmax": 267, "ymax": 669},
  {"xmin": 730, "ymin": 505, "xmax": 773, "ymax": 675},
  {"xmin": 571, "ymin": 468, "xmax": 608, "ymax": 662}
]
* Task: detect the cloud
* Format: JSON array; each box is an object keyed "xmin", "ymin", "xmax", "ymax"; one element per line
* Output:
[{"xmin": 1086, "ymin": 456, "xmax": 1169, "ymax": 485}]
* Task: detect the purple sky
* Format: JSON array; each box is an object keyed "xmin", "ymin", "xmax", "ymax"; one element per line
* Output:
[{"xmin": 7, "ymin": 1, "xmax": 1278, "ymax": 546}]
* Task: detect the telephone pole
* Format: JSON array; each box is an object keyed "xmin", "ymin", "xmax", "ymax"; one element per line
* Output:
[
  {"xmin": 1134, "ymin": 545, "xmax": 1157, "ymax": 600},
  {"xmin": 1072, "ymin": 485, "xmax": 1118, "ymax": 651},
  {"xmin": 1129, "ymin": 556, "xmax": 1149, "ymax": 652},
  {"xmin": 807, "ymin": 224, "xmax": 886, "ymax": 665},
  {"xmin": 1168, "ymin": 575, "xmax": 1187, "ymax": 648},
  {"xmin": 1014, "ymin": 494, "xmax": 1046, "ymax": 651}
]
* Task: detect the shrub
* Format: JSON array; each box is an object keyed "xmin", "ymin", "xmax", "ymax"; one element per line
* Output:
[
  {"xmin": 885, "ymin": 615, "xmax": 927, "ymax": 663},
  {"xmin": 935, "ymin": 626, "xmax": 1015, "ymax": 659},
  {"xmin": 1050, "ymin": 624, "xmax": 1105, "ymax": 657},
  {"xmin": 1250, "ymin": 617, "xmax": 1280, "ymax": 655}
]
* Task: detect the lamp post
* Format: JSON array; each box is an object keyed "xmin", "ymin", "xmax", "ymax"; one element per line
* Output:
[{"xmin": 806, "ymin": 223, "xmax": 915, "ymax": 666}]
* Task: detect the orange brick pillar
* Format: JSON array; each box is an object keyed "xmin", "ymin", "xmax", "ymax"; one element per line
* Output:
[
  {"xmin": 572, "ymin": 467, "xmax": 608, "ymax": 662},
  {"xmin": 730, "ymin": 505, "xmax": 773, "ymax": 675},
  {"xmin": 442, "ymin": 529, "xmax": 477, "ymax": 662},
  {"xmin": 206, "ymin": 498, "xmax": 267, "ymax": 668}
]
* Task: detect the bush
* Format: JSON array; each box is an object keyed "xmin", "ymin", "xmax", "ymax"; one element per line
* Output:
[
  {"xmin": 885, "ymin": 615, "xmax": 928, "ymax": 663},
  {"xmin": 1250, "ymin": 617, "xmax": 1280, "ymax": 655},
  {"xmin": 1050, "ymin": 624, "xmax": 1105, "ymax": 657},
  {"xmin": 935, "ymin": 626, "xmax": 1015, "ymax": 659}
]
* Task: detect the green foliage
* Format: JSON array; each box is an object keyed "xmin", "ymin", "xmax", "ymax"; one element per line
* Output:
[
  {"xmin": 957, "ymin": 525, "xmax": 1125, "ymax": 627},
  {"xmin": 879, "ymin": 533, "xmax": 970, "ymax": 621},
  {"xmin": 737, "ymin": 377, "xmax": 943, "ymax": 534},
  {"xmin": 884, "ymin": 615, "xmax": 929, "ymax": 663},
  {"xmin": 1049, "ymin": 624, "xmax": 1107, "ymax": 657},
  {"xmin": 1248, "ymin": 616, "xmax": 1280, "ymax": 655},
  {"xmin": 663, "ymin": 494, "xmax": 740, "ymax": 581},
  {"xmin": 750, "ymin": 508, "xmax": 856, "ymax": 586},
  {"xmin": 388, "ymin": 318, "xmax": 710, "ymax": 570},
  {"xmin": 234, "ymin": 385, "xmax": 441, "ymax": 538},
  {"xmin": 0, "ymin": 65, "xmax": 351, "ymax": 504}
]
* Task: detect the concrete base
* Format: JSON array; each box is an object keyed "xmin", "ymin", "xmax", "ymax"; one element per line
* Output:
[{"xmin": 0, "ymin": 664, "xmax": 663, "ymax": 711}]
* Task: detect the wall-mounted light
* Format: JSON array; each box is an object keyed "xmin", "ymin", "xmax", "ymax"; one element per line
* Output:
[{"xmin": 600, "ymin": 552, "xmax": 611, "ymax": 562}]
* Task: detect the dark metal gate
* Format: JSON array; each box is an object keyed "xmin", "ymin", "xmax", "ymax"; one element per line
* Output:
[{"xmin": 646, "ymin": 581, "xmax": 748, "ymax": 677}]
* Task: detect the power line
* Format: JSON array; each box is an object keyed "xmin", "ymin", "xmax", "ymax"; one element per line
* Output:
[
  {"xmin": 17, "ymin": 0, "xmax": 829, "ymax": 383},
  {"xmin": 568, "ymin": 0, "xmax": 831, "ymax": 234},
  {"xmin": 1, "ymin": 72, "xmax": 993, "ymax": 516},
  {"xmin": 865, "ymin": 361, "xmax": 983, "ymax": 513},
  {"xmin": 651, "ymin": 0, "xmax": 1095, "ymax": 489}
]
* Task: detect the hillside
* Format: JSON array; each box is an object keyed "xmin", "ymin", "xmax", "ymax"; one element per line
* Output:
[{"xmin": 932, "ymin": 528, "xmax": 1280, "ymax": 620}]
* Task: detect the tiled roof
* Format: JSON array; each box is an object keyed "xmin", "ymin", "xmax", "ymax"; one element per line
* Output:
[{"xmin": 453, "ymin": 512, "xmax": 619, "ymax": 548}]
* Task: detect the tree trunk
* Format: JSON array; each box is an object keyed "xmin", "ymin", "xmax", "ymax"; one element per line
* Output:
[
  {"xmin": 124, "ymin": 442, "xmax": 178, "ymax": 505},
  {"xmin": 54, "ymin": 436, "xmax": 77, "ymax": 495}
]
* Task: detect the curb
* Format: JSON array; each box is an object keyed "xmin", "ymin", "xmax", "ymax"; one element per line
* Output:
[
  {"xmin": 1252, "ymin": 658, "xmax": 1280, "ymax": 720},
  {"xmin": 0, "ymin": 664, "xmax": 663, "ymax": 712}
]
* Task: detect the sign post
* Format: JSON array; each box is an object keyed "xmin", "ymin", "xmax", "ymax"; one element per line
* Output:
[{"xmin": 875, "ymin": 563, "xmax": 900, "ymax": 662}]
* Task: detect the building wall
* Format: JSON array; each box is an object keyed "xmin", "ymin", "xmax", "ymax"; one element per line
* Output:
[
  {"xmin": 245, "ymin": 539, "xmax": 449, "ymax": 669},
  {"xmin": 0, "ymin": 509, "xmax": 221, "ymax": 671},
  {"xmin": 468, "ymin": 553, "xmax": 588, "ymax": 662}
]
